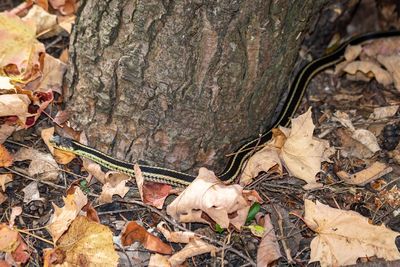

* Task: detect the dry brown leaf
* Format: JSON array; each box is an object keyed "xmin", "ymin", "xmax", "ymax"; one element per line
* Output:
[
  {"xmin": 168, "ymin": 238, "xmax": 216, "ymax": 266},
  {"xmin": 0, "ymin": 145, "xmax": 13, "ymax": 168},
  {"xmin": 343, "ymin": 60, "xmax": 393, "ymax": 86},
  {"xmin": 22, "ymin": 4, "xmax": 57, "ymax": 35},
  {"xmin": 0, "ymin": 225, "xmax": 19, "ymax": 253},
  {"xmin": 36, "ymin": 54, "xmax": 66, "ymax": 94},
  {"xmin": 0, "ymin": 95, "xmax": 30, "ymax": 125},
  {"xmin": 336, "ymin": 162, "xmax": 392, "ymax": 186},
  {"xmin": 99, "ymin": 172, "xmax": 130, "ymax": 203},
  {"xmin": 14, "ymin": 148, "xmax": 59, "ymax": 181},
  {"xmin": 344, "ymin": 45, "xmax": 362, "ymax": 61},
  {"xmin": 0, "ymin": 192, "xmax": 7, "ymax": 204},
  {"xmin": 134, "ymin": 163, "xmax": 144, "ymax": 201},
  {"xmin": 351, "ymin": 129, "xmax": 380, "ymax": 153},
  {"xmin": 167, "ymin": 167, "xmax": 261, "ymax": 229},
  {"xmin": 257, "ymin": 214, "xmax": 282, "ymax": 266},
  {"xmin": 9, "ymin": 207, "xmax": 22, "ymax": 228},
  {"xmin": 22, "ymin": 181, "xmax": 44, "ymax": 203},
  {"xmin": 142, "ymin": 182, "xmax": 173, "ymax": 209},
  {"xmin": 377, "ymin": 55, "xmax": 400, "ymax": 91},
  {"xmin": 53, "ymin": 216, "xmax": 119, "ymax": 266},
  {"xmin": 369, "ymin": 105, "xmax": 399, "ymax": 120},
  {"xmin": 0, "ymin": 76, "xmax": 14, "ymax": 90},
  {"xmin": 280, "ymin": 108, "xmax": 326, "ymax": 188},
  {"xmin": 121, "ymin": 221, "xmax": 172, "ymax": 255},
  {"xmin": 41, "ymin": 127, "xmax": 55, "ymax": 154},
  {"xmin": 82, "ymin": 157, "xmax": 107, "ymax": 184},
  {"xmin": 157, "ymin": 222, "xmax": 196, "ymax": 243},
  {"xmin": 0, "ymin": 174, "xmax": 13, "ymax": 192},
  {"xmin": 149, "ymin": 254, "xmax": 170, "ymax": 267},
  {"xmin": 0, "ymin": 124, "xmax": 17, "ymax": 144},
  {"xmin": 304, "ymin": 199, "xmax": 400, "ymax": 267},
  {"xmin": 336, "ymin": 128, "xmax": 374, "ymax": 159},
  {"xmin": 47, "ymin": 186, "xmax": 88, "ymax": 242}
]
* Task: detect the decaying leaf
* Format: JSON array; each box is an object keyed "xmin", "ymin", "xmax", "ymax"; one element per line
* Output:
[
  {"xmin": 14, "ymin": 147, "xmax": 59, "ymax": 181},
  {"xmin": 280, "ymin": 108, "xmax": 327, "ymax": 189},
  {"xmin": 0, "ymin": 124, "xmax": 17, "ymax": 144},
  {"xmin": 36, "ymin": 54, "xmax": 66, "ymax": 94},
  {"xmin": 369, "ymin": 105, "xmax": 399, "ymax": 120},
  {"xmin": 0, "ymin": 224, "xmax": 30, "ymax": 266},
  {"xmin": 0, "ymin": 174, "xmax": 13, "ymax": 192},
  {"xmin": 22, "ymin": 181, "xmax": 44, "ymax": 203},
  {"xmin": 304, "ymin": 199, "xmax": 400, "ymax": 267},
  {"xmin": 47, "ymin": 187, "xmax": 88, "ymax": 242},
  {"xmin": 99, "ymin": 172, "xmax": 130, "ymax": 204},
  {"xmin": 0, "ymin": 76, "xmax": 14, "ymax": 90},
  {"xmin": 0, "ymin": 94, "xmax": 30, "ymax": 125},
  {"xmin": 257, "ymin": 214, "xmax": 282, "ymax": 266},
  {"xmin": 50, "ymin": 216, "xmax": 119, "ymax": 266},
  {"xmin": 0, "ymin": 145, "xmax": 13, "ymax": 168},
  {"xmin": 157, "ymin": 222, "xmax": 196, "ymax": 243},
  {"xmin": 121, "ymin": 221, "xmax": 172, "ymax": 255},
  {"xmin": 0, "ymin": 192, "xmax": 7, "ymax": 204},
  {"xmin": 149, "ymin": 254, "xmax": 170, "ymax": 267},
  {"xmin": 377, "ymin": 55, "xmax": 400, "ymax": 91},
  {"xmin": 336, "ymin": 161, "xmax": 392, "ymax": 186},
  {"xmin": 343, "ymin": 61, "xmax": 392, "ymax": 85},
  {"xmin": 167, "ymin": 167, "xmax": 261, "ymax": 229},
  {"xmin": 169, "ymin": 238, "xmax": 217, "ymax": 266},
  {"xmin": 0, "ymin": 224, "xmax": 19, "ymax": 253},
  {"xmin": 22, "ymin": 4, "xmax": 57, "ymax": 35}
]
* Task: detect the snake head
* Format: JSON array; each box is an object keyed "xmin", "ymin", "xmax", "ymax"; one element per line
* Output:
[{"xmin": 49, "ymin": 135, "xmax": 76, "ymax": 152}]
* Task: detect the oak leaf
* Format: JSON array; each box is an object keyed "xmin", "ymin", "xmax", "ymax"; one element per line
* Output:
[{"xmin": 304, "ymin": 199, "xmax": 400, "ymax": 267}]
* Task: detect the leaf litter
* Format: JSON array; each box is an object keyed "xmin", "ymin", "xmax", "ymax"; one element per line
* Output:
[{"xmin": 0, "ymin": 2, "xmax": 400, "ymax": 267}]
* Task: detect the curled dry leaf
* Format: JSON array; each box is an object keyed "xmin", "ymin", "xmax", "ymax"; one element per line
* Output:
[
  {"xmin": 47, "ymin": 216, "xmax": 119, "ymax": 266},
  {"xmin": 99, "ymin": 172, "xmax": 131, "ymax": 204},
  {"xmin": 0, "ymin": 172, "xmax": 11, "ymax": 193},
  {"xmin": 121, "ymin": 221, "xmax": 172, "ymax": 255},
  {"xmin": 149, "ymin": 254, "xmax": 170, "ymax": 267},
  {"xmin": 82, "ymin": 157, "xmax": 107, "ymax": 184},
  {"xmin": 0, "ymin": 145, "xmax": 13, "ymax": 168},
  {"xmin": 167, "ymin": 167, "xmax": 261, "ymax": 229},
  {"xmin": 336, "ymin": 161, "xmax": 392, "ymax": 186},
  {"xmin": 22, "ymin": 4, "xmax": 57, "ymax": 35},
  {"xmin": 157, "ymin": 222, "xmax": 195, "ymax": 243},
  {"xmin": 47, "ymin": 186, "xmax": 88, "ymax": 242},
  {"xmin": 369, "ymin": 105, "xmax": 399, "ymax": 120},
  {"xmin": 343, "ymin": 61, "xmax": 392, "ymax": 86},
  {"xmin": 377, "ymin": 55, "xmax": 400, "ymax": 91},
  {"xmin": 336, "ymin": 128, "xmax": 374, "ymax": 159},
  {"xmin": 304, "ymin": 200, "xmax": 400, "ymax": 267},
  {"xmin": 257, "ymin": 214, "xmax": 282, "ymax": 267},
  {"xmin": 344, "ymin": 44, "xmax": 362, "ymax": 61},
  {"xmin": 0, "ymin": 95, "xmax": 30, "ymax": 125},
  {"xmin": 168, "ymin": 238, "xmax": 217, "ymax": 266},
  {"xmin": 14, "ymin": 148, "xmax": 59, "ymax": 181}
]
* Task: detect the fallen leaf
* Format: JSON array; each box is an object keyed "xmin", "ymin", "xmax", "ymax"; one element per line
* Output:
[
  {"xmin": 0, "ymin": 225, "xmax": 19, "ymax": 253},
  {"xmin": 352, "ymin": 129, "xmax": 380, "ymax": 153},
  {"xmin": 14, "ymin": 148, "xmax": 59, "ymax": 181},
  {"xmin": 41, "ymin": 127, "xmax": 55, "ymax": 154},
  {"xmin": 167, "ymin": 167, "xmax": 261, "ymax": 229},
  {"xmin": 0, "ymin": 192, "xmax": 7, "ymax": 204},
  {"xmin": 22, "ymin": 182, "xmax": 44, "ymax": 203},
  {"xmin": 168, "ymin": 238, "xmax": 216, "ymax": 266},
  {"xmin": 22, "ymin": 4, "xmax": 57, "ymax": 35},
  {"xmin": 377, "ymin": 55, "xmax": 400, "ymax": 91},
  {"xmin": 9, "ymin": 207, "xmax": 22, "ymax": 228},
  {"xmin": 0, "ymin": 124, "xmax": 17, "ymax": 144},
  {"xmin": 47, "ymin": 186, "xmax": 88, "ymax": 242},
  {"xmin": 0, "ymin": 94, "xmax": 30, "ymax": 125},
  {"xmin": 36, "ymin": 54, "xmax": 66, "ymax": 94},
  {"xmin": 99, "ymin": 172, "xmax": 130, "ymax": 203},
  {"xmin": 53, "ymin": 216, "xmax": 119, "ymax": 266},
  {"xmin": 304, "ymin": 199, "xmax": 400, "ymax": 267},
  {"xmin": 344, "ymin": 45, "xmax": 362, "ymax": 61},
  {"xmin": 9, "ymin": 234, "xmax": 30, "ymax": 265},
  {"xmin": 0, "ymin": 145, "xmax": 13, "ymax": 168},
  {"xmin": 157, "ymin": 222, "xmax": 196, "ymax": 243},
  {"xmin": 369, "ymin": 105, "xmax": 399, "ymax": 120},
  {"xmin": 0, "ymin": 173, "xmax": 12, "ymax": 192},
  {"xmin": 0, "ymin": 76, "xmax": 14, "ymax": 90},
  {"xmin": 149, "ymin": 254, "xmax": 170, "ymax": 267},
  {"xmin": 343, "ymin": 60, "xmax": 392, "ymax": 86},
  {"xmin": 121, "ymin": 221, "xmax": 173, "ymax": 255},
  {"xmin": 49, "ymin": 0, "xmax": 77, "ymax": 15},
  {"xmin": 336, "ymin": 162, "xmax": 392, "ymax": 186},
  {"xmin": 142, "ymin": 183, "xmax": 173, "ymax": 209},
  {"xmin": 336, "ymin": 128, "xmax": 374, "ymax": 159},
  {"xmin": 134, "ymin": 163, "xmax": 144, "ymax": 201},
  {"xmin": 257, "ymin": 214, "xmax": 282, "ymax": 266},
  {"xmin": 82, "ymin": 157, "xmax": 106, "ymax": 184},
  {"xmin": 53, "ymin": 110, "xmax": 69, "ymax": 125},
  {"xmin": 280, "ymin": 108, "xmax": 326, "ymax": 188}
]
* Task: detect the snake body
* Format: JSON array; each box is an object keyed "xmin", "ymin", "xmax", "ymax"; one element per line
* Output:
[{"xmin": 51, "ymin": 31, "xmax": 400, "ymax": 187}]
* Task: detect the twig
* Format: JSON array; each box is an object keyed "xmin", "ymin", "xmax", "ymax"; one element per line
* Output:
[
  {"xmin": 5, "ymin": 167, "xmax": 66, "ymax": 190},
  {"xmin": 272, "ymin": 205, "xmax": 294, "ymax": 264},
  {"xmin": 16, "ymin": 228, "xmax": 54, "ymax": 246}
]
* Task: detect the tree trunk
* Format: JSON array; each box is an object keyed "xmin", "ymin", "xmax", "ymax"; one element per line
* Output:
[{"xmin": 65, "ymin": 0, "xmax": 326, "ymax": 174}]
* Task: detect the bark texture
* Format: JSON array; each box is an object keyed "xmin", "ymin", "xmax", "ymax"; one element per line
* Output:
[{"xmin": 66, "ymin": 0, "xmax": 326, "ymax": 174}]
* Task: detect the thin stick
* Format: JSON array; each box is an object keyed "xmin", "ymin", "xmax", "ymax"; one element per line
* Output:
[{"xmin": 16, "ymin": 229, "xmax": 54, "ymax": 246}]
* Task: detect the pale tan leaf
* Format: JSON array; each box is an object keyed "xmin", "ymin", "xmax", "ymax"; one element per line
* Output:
[
  {"xmin": 344, "ymin": 45, "xmax": 362, "ymax": 61},
  {"xmin": 369, "ymin": 105, "xmax": 399, "ymax": 120},
  {"xmin": 0, "ymin": 174, "xmax": 13, "ymax": 192},
  {"xmin": 9, "ymin": 207, "xmax": 22, "ymax": 228},
  {"xmin": 36, "ymin": 54, "xmax": 66, "ymax": 94},
  {"xmin": 280, "ymin": 108, "xmax": 326, "ymax": 188},
  {"xmin": 351, "ymin": 129, "xmax": 380, "ymax": 153},
  {"xmin": 22, "ymin": 182, "xmax": 44, "ymax": 203},
  {"xmin": 22, "ymin": 4, "xmax": 57, "ymax": 35},
  {"xmin": 167, "ymin": 167, "xmax": 260, "ymax": 229},
  {"xmin": 55, "ymin": 216, "xmax": 119, "ymax": 266},
  {"xmin": 40, "ymin": 127, "xmax": 55, "ymax": 154},
  {"xmin": 0, "ymin": 124, "xmax": 16, "ymax": 144},
  {"xmin": 134, "ymin": 163, "xmax": 144, "ymax": 201},
  {"xmin": 257, "ymin": 214, "xmax": 282, "ymax": 266},
  {"xmin": 343, "ymin": 60, "xmax": 393, "ymax": 86},
  {"xmin": 0, "ymin": 225, "xmax": 19, "ymax": 253},
  {"xmin": 0, "ymin": 76, "xmax": 14, "ymax": 90},
  {"xmin": 149, "ymin": 254, "xmax": 170, "ymax": 267},
  {"xmin": 82, "ymin": 157, "xmax": 106, "ymax": 184},
  {"xmin": 377, "ymin": 55, "xmax": 400, "ymax": 91},
  {"xmin": 336, "ymin": 162, "xmax": 392, "ymax": 186},
  {"xmin": 99, "ymin": 172, "xmax": 130, "ymax": 204},
  {"xmin": 0, "ymin": 94, "xmax": 30, "ymax": 123},
  {"xmin": 336, "ymin": 128, "xmax": 374, "ymax": 159},
  {"xmin": 157, "ymin": 222, "xmax": 195, "ymax": 243},
  {"xmin": 47, "ymin": 187, "xmax": 88, "ymax": 242},
  {"xmin": 168, "ymin": 238, "xmax": 216, "ymax": 266},
  {"xmin": 14, "ymin": 148, "xmax": 59, "ymax": 181},
  {"xmin": 304, "ymin": 200, "xmax": 400, "ymax": 267}
]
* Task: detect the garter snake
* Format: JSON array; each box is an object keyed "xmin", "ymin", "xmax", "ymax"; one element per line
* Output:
[{"xmin": 50, "ymin": 31, "xmax": 400, "ymax": 187}]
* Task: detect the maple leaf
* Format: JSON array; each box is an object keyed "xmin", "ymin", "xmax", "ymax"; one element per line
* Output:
[{"xmin": 304, "ymin": 199, "xmax": 400, "ymax": 267}]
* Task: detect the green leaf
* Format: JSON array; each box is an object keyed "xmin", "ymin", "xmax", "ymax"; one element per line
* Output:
[
  {"xmin": 215, "ymin": 224, "xmax": 225, "ymax": 233},
  {"xmin": 246, "ymin": 202, "xmax": 260, "ymax": 223},
  {"xmin": 245, "ymin": 224, "xmax": 265, "ymax": 237}
]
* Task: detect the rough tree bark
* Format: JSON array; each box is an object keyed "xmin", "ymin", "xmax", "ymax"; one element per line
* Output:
[{"xmin": 65, "ymin": 0, "xmax": 327, "ymax": 174}]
